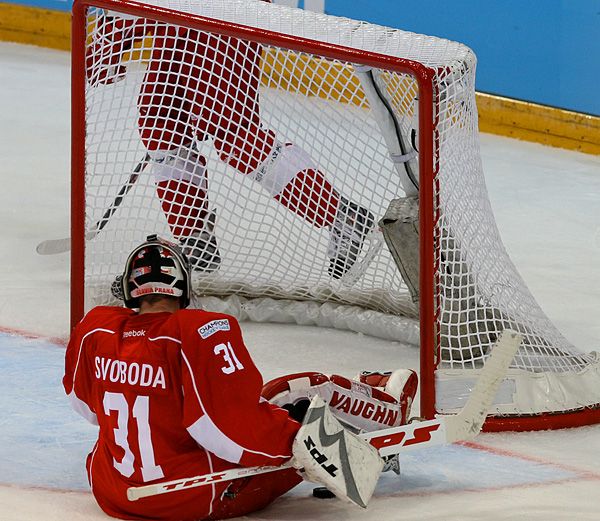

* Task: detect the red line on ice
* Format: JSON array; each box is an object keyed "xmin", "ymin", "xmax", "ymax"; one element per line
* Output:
[{"xmin": 0, "ymin": 325, "xmax": 66, "ymax": 346}]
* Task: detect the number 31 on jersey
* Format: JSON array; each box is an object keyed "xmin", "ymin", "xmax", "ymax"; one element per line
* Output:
[{"xmin": 214, "ymin": 341, "xmax": 244, "ymax": 374}]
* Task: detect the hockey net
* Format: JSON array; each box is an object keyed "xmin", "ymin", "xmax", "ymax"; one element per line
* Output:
[{"xmin": 71, "ymin": 0, "xmax": 600, "ymax": 430}]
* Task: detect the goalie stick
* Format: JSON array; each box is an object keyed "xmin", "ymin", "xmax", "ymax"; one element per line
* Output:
[
  {"xmin": 355, "ymin": 66, "xmax": 419, "ymax": 197},
  {"xmin": 36, "ymin": 154, "xmax": 151, "ymax": 255},
  {"xmin": 127, "ymin": 329, "xmax": 521, "ymax": 502}
]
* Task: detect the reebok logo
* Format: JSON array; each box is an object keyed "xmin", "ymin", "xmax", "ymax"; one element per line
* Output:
[
  {"xmin": 198, "ymin": 319, "xmax": 230, "ymax": 339},
  {"xmin": 123, "ymin": 329, "xmax": 146, "ymax": 339}
]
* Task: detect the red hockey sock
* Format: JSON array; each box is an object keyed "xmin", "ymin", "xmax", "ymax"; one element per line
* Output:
[
  {"xmin": 274, "ymin": 169, "xmax": 339, "ymax": 228},
  {"xmin": 155, "ymin": 179, "xmax": 209, "ymax": 239},
  {"xmin": 214, "ymin": 125, "xmax": 276, "ymax": 176}
]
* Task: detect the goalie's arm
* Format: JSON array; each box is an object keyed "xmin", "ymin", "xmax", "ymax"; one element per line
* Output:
[{"xmin": 178, "ymin": 312, "xmax": 301, "ymax": 468}]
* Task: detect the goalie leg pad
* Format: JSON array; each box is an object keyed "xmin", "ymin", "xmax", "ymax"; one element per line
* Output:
[
  {"xmin": 357, "ymin": 369, "xmax": 418, "ymax": 425},
  {"xmin": 379, "ymin": 196, "xmax": 420, "ymax": 304},
  {"xmin": 263, "ymin": 372, "xmax": 409, "ymax": 433},
  {"xmin": 262, "ymin": 372, "xmax": 331, "ymax": 423},
  {"xmin": 292, "ymin": 396, "xmax": 383, "ymax": 508}
]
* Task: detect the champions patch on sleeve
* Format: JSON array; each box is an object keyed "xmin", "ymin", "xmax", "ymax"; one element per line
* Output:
[{"xmin": 198, "ymin": 319, "xmax": 231, "ymax": 339}]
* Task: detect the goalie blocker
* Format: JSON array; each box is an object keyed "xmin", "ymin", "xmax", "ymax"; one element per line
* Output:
[{"xmin": 291, "ymin": 395, "xmax": 384, "ymax": 508}]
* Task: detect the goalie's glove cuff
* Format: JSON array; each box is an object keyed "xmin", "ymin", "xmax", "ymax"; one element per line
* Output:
[{"xmin": 282, "ymin": 399, "xmax": 311, "ymax": 423}]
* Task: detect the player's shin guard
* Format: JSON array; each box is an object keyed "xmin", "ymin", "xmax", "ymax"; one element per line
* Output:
[
  {"xmin": 250, "ymin": 140, "xmax": 376, "ymax": 278},
  {"xmin": 274, "ymin": 168, "xmax": 339, "ymax": 228},
  {"xmin": 151, "ymin": 148, "xmax": 221, "ymax": 272},
  {"xmin": 155, "ymin": 177, "xmax": 209, "ymax": 237},
  {"xmin": 251, "ymin": 141, "xmax": 339, "ymax": 228}
]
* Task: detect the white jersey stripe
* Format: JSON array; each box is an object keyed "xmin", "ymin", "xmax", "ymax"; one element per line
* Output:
[
  {"xmin": 187, "ymin": 415, "xmax": 244, "ymax": 464},
  {"xmin": 180, "ymin": 350, "xmax": 291, "ymax": 463},
  {"xmin": 87, "ymin": 441, "xmax": 100, "ymax": 495},
  {"xmin": 206, "ymin": 452, "xmax": 217, "ymax": 518},
  {"xmin": 68, "ymin": 390, "xmax": 98, "ymax": 425},
  {"xmin": 70, "ymin": 328, "xmax": 115, "ymax": 424},
  {"xmin": 148, "ymin": 336, "xmax": 182, "ymax": 344}
]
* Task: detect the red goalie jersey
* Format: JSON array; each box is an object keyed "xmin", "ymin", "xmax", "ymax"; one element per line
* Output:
[{"xmin": 64, "ymin": 306, "xmax": 301, "ymax": 521}]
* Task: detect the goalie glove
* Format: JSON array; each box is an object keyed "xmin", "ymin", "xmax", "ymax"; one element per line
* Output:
[{"xmin": 291, "ymin": 395, "xmax": 383, "ymax": 508}]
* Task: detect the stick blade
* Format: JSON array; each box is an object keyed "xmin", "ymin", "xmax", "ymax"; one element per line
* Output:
[
  {"xmin": 36, "ymin": 237, "xmax": 71, "ymax": 255},
  {"xmin": 36, "ymin": 230, "xmax": 97, "ymax": 255},
  {"xmin": 445, "ymin": 329, "xmax": 522, "ymax": 442}
]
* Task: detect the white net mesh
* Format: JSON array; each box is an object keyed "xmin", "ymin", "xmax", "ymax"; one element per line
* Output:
[{"xmin": 78, "ymin": 0, "xmax": 600, "ymax": 421}]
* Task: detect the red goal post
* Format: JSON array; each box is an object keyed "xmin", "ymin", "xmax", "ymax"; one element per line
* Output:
[{"xmin": 70, "ymin": 0, "xmax": 600, "ymax": 431}]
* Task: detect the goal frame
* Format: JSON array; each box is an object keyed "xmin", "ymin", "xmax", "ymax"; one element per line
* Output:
[
  {"xmin": 70, "ymin": 0, "xmax": 438, "ymax": 419},
  {"xmin": 70, "ymin": 0, "xmax": 600, "ymax": 432}
]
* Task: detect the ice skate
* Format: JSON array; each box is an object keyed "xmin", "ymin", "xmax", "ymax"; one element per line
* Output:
[
  {"xmin": 327, "ymin": 197, "xmax": 375, "ymax": 279},
  {"xmin": 179, "ymin": 209, "xmax": 221, "ymax": 273}
]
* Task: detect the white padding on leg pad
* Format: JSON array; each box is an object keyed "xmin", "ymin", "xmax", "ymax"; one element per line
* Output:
[
  {"xmin": 252, "ymin": 142, "xmax": 318, "ymax": 196},
  {"xmin": 148, "ymin": 148, "xmax": 207, "ymax": 187},
  {"xmin": 288, "ymin": 376, "xmax": 315, "ymax": 392},
  {"xmin": 384, "ymin": 369, "xmax": 415, "ymax": 400}
]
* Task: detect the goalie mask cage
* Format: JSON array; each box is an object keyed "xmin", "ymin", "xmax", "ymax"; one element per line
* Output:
[{"xmin": 71, "ymin": 0, "xmax": 600, "ymax": 431}]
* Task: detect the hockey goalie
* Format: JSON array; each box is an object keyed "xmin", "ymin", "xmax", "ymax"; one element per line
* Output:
[
  {"xmin": 64, "ymin": 232, "xmax": 520, "ymax": 519},
  {"xmin": 64, "ymin": 234, "xmax": 419, "ymax": 520}
]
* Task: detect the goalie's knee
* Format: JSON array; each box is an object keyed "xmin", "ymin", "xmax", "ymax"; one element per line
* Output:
[
  {"xmin": 262, "ymin": 372, "xmax": 329, "ymax": 401},
  {"xmin": 263, "ymin": 372, "xmax": 330, "ymax": 423}
]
